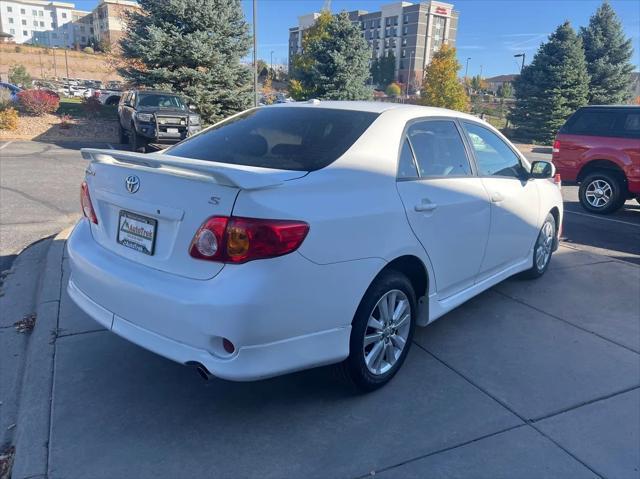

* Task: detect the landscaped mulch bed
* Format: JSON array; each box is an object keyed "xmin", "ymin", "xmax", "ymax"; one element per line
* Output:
[{"xmin": 0, "ymin": 114, "xmax": 119, "ymax": 142}]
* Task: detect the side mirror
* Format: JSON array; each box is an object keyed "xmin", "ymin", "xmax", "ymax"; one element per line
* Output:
[
  {"xmin": 188, "ymin": 104, "xmax": 196, "ymax": 111},
  {"xmin": 530, "ymin": 160, "xmax": 555, "ymax": 179}
]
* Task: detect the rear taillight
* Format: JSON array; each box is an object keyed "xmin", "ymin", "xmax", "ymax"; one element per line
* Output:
[
  {"xmin": 189, "ymin": 216, "xmax": 309, "ymax": 264},
  {"xmin": 552, "ymin": 139, "xmax": 560, "ymax": 154},
  {"xmin": 80, "ymin": 181, "xmax": 98, "ymax": 224}
]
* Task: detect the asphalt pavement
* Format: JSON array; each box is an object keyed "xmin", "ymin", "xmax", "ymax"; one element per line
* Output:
[{"xmin": 1, "ymin": 140, "xmax": 639, "ymax": 274}]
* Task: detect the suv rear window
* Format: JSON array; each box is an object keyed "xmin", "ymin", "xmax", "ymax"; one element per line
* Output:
[
  {"xmin": 562, "ymin": 108, "xmax": 640, "ymax": 139},
  {"xmin": 166, "ymin": 107, "xmax": 379, "ymax": 171}
]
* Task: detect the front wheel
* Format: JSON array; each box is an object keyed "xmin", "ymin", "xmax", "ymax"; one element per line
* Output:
[
  {"xmin": 521, "ymin": 213, "xmax": 556, "ymax": 279},
  {"xmin": 118, "ymin": 124, "xmax": 128, "ymax": 144},
  {"xmin": 578, "ymin": 171, "xmax": 626, "ymax": 214},
  {"xmin": 337, "ymin": 270, "xmax": 416, "ymax": 392},
  {"xmin": 131, "ymin": 129, "xmax": 147, "ymax": 153}
]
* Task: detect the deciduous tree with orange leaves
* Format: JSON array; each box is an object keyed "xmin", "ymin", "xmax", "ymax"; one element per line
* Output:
[{"xmin": 419, "ymin": 45, "xmax": 469, "ymax": 112}]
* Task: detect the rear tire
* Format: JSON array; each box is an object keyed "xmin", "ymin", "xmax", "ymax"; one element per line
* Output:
[
  {"xmin": 578, "ymin": 171, "xmax": 626, "ymax": 214},
  {"xmin": 337, "ymin": 270, "xmax": 416, "ymax": 392},
  {"xmin": 131, "ymin": 129, "xmax": 147, "ymax": 153},
  {"xmin": 521, "ymin": 213, "xmax": 556, "ymax": 279}
]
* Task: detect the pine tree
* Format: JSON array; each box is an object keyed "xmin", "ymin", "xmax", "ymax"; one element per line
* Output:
[
  {"xmin": 509, "ymin": 22, "xmax": 589, "ymax": 143},
  {"xmin": 291, "ymin": 11, "xmax": 373, "ymax": 100},
  {"xmin": 119, "ymin": 0, "xmax": 252, "ymax": 124},
  {"xmin": 420, "ymin": 45, "xmax": 469, "ymax": 111},
  {"xmin": 379, "ymin": 51, "xmax": 396, "ymax": 88},
  {"xmin": 580, "ymin": 1, "xmax": 635, "ymax": 104}
]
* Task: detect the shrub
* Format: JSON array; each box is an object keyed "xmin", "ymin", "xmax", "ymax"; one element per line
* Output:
[
  {"xmin": 17, "ymin": 89, "xmax": 59, "ymax": 116},
  {"xmin": 82, "ymin": 95, "xmax": 101, "ymax": 117},
  {"xmin": 14, "ymin": 46, "xmax": 22, "ymax": 53},
  {"xmin": 59, "ymin": 114, "xmax": 72, "ymax": 129},
  {"xmin": 83, "ymin": 46, "xmax": 95, "ymax": 54},
  {"xmin": 0, "ymin": 89, "xmax": 14, "ymax": 111},
  {"xmin": 8, "ymin": 64, "xmax": 32, "ymax": 88},
  {"xmin": 0, "ymin": 108, "xmax": 19, "ymax": 131},
  {"xmin": 385, "ymin": 82, "xmax": 402, "ymax": 97}
]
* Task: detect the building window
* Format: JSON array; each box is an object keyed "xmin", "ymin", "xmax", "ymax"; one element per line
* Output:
[
  {"xmin": 404, "ymin": 14, "xmax": 409, "ymax": 24},
  {"xmin": 22, "ymin": 30, "xmax": 28, "ymax": 36},
  {"xmin": 403, "ymin": 26, "xmax": 408, "ymax": 35},
  {"xmin": 393, "ymin": 16, "xmax": 398, "ymax": 25},
  {"xmin": 81, "ymin": 36, "xmax": 86, "ymax": 42},
  {"xmin": 6, "ymin": 6, "xmax": 12, "ymax": 12},
  {"xmin": 39, "ymin": 11, "xmax": 43, "ymax": 16},
  {"xmin": 32, "ymin": 10, "xmax": 36, "ymax": 15},
  {"xmin": 399, "ymin": 61, "xmax": 404, "ymax": 69},
  {"xmin": 8, "ymin": 17, "xmax": 13, "ymax": 24},
  {"xmin": 52, "ymin": 33, "xmax": 57, "ymax": 38},
  {"xmin": 10, "ymin": 28, "xmax": 15, "ymax": 34},
  {"xmin": 62, "ymin": 12, "xmax": 67, "ymax": 18},
  {"xmin": 402, "ymin": 49, "xmax": 406, "ymax": 58},
  {"xmin": 40, "ymin": 21, "xmax": 44, "ymax": 26},
  {"xmin": 402, "ymin": 38, "xmax": 407, "ymax": 46},
  {"xmin": 385, "ymin": 17, "xmax": 390, "ymax": 26},
  {"xmin": 33, "ymin": 21, "xmax": 38, "ymax": 26},
  {"xmin": 21, "ymin": 19, "xmax": 26, "ymax": 25}
]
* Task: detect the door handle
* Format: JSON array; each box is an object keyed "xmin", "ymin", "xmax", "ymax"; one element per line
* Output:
[
  {"xmin": 415, "ymin": 201, "xmax": 438, "ymax": 212},
  {"xmin": 491, "ymin": 193, "xmax": 504, "ymax": 203}
]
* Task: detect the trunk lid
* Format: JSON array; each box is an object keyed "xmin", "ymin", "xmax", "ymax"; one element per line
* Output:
[{"xmin": 81, "ymin": 148, "xmax": 306, "ymax": 279}]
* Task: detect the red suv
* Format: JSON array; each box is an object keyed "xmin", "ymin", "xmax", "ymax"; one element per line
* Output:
[{"xmin": 553, "ymin": 105, "xmax": 640, "ymax": 214}]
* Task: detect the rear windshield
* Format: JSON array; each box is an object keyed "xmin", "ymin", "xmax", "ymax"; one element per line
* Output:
[
  {"xmin": 166, "ymin": 107, "xmax": 379, "ymax": 171},
  {"xmin": 561, "ymin": 108, "xmax": 640, "ymax": 139}
]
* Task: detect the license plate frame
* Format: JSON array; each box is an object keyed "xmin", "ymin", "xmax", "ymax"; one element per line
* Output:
[
  {"xmin": 167, "ymin": 127, "xmax": 179, "ymax": 134},
  {"xmin": 117, "ymin": 210, "xmax": 157, "ymax": 256}
]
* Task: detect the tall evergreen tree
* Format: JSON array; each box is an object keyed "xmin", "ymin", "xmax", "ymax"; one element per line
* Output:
[
  {"xmin": 580, "ymin": 1, "xmax": 635, "ymax": 104},
  {"xmin": 420, "ymin": 44, "xmax": 469, "ymax": 111},
  {"xmin": 379, "ymin": 50, "xmax": 396, "ymax": 88},
  {"xmin": 291, "ymin": 11, "xmax": 373, "ymax": 100},
  {"xmin": 119, "ymin": 0, "xmax": 252, "ymax": 124},
  {"xmin": 509, "ymin": 22, "xmax": 589, "ymax": 143}
]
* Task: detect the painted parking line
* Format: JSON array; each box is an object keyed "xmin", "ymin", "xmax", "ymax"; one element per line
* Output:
[
  {"xmin": 0, "ymin": 141, "xmax": 13, "ymax": 151},
  {"xmin": 565, "ymin": 210, "xmax": 640, "ymax": 228}
]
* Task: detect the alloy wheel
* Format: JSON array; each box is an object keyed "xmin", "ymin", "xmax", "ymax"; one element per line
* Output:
[
  {"xmin": 363, "ymin": 289, "xmax": 411, "ymax": 376},
  {"xmin": 535, "ymin": 220, "xmax": 554, "ymax": 271},
  {"xmin": 585, "ymin": 179, "xmax": 613, "ymax": 209}
]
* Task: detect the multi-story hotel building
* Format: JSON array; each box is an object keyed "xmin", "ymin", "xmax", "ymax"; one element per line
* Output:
[
  {"xmin": 0, "ymin": 0, "xmax": 137, "ymax": 48},
  {"xmin": 289, "ymin": 1, "xmax": 459, "ymax": 90}
]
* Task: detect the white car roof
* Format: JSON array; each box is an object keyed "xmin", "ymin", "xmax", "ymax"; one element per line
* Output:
[{"xmin": 266, "ymin": 100, "xmax": 481, "ymax": 122}]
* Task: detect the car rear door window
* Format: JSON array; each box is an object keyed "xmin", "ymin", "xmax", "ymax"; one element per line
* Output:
[
  {"xmin": 405, "ymin": 120, "xmax": 472, "ymax": 177},
  {"xmin": 463, "ymin": 122, "xmax": 527, "ymax": 178},
  {"xmin": 397, "ymin": 138, "xmax": 419, "ymax": 179},
  {"xmin": 565, "ymin": 109, "xmax": 618, "ymax": 136},
  {"xmin": 166, "ymin": 107, "xmax": 379, "ymax": 171}
]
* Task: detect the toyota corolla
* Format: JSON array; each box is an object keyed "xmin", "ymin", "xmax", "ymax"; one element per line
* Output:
[{"xmin": 67, "ymin": 101, "xmax": 563, "ymax": 391}]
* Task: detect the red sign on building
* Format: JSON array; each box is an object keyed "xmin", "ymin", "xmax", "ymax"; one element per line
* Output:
[{"xmin": 435, "ymin": 6, "xmax": 448, "ymax": 15}]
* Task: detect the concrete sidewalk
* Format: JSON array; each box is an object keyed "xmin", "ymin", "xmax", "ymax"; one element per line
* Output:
[{"xmin": 8, "ymin": 235, "xmax": 640, "ymax": 479}]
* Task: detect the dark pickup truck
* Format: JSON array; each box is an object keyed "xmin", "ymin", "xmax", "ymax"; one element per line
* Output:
[{"xmin": 118, "ymin": 90, "xmax": 202, "ymax": 152}]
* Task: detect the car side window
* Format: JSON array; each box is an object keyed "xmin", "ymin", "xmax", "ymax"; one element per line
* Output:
[
  {"xmin": 463, "ymin": 122, "xmax": 527, "ymax": 178},
  {"xmin": 406, "ymin": 120, "xmax": 472, "ymax": 177},
  {"xmin": 397, "ymin": 138, "xmax": 419, "ymax": 179}
]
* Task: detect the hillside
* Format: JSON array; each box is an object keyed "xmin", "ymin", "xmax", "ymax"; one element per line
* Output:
[{"xmin": 0, "ymin": 43, "xmax": 122, "ymax": 83}]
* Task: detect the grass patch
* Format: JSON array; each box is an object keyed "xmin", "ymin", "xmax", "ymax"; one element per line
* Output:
[{"xmin": 57, "ymin": 97, "xmax": 117, "ymax": 120}]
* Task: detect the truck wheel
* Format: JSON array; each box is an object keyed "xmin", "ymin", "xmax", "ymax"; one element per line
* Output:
[
  {"xmin": 131, "ymin": 130, "xmax": 147, "ymax": 153},
  {"xmin": 119, "ymin": 124, "xmax": 128, "ymax": 145},
  {"xmin": 578, "ymin": 171, "xmax": 626, "ymax": 214}
]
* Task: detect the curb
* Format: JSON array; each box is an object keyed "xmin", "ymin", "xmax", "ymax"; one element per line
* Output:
[{"xmin": 11, "ymin": 227, "xmax": 72, "ymax": 479}]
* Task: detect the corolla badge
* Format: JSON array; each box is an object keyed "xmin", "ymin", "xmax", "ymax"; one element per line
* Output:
[{"xmin": 125, "ymin": 175, "xmax": 140, "ymax": 194}]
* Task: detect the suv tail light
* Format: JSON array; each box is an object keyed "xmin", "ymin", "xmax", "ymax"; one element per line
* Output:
[
  {"xmin": 552, "ymin": 139, "xmax": 560, "ymax": 154},
  {"xmin": 80, "ymin": 181, "xmax": 98, "ymax": 224},
  {"xmin": 189, "ymin": 216, "xmax": 309, "ymax": 264},
  {"xmin": 554, "ymin": 173, "xmax": 562, "ymax": 188}
]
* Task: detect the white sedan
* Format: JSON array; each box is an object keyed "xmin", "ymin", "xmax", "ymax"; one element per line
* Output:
[{"xmin": 67, "ymin": 101, "xmax": 563, "ymax": 391}]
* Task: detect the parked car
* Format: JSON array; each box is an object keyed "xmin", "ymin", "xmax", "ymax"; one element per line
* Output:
[
  {"xmin": 552, "ymin": 105, "xmax": 640, "ymax": 214},
  {"xmin": 117, "ymin": 90, "xmax": 201, "ymax": 152},
  {"xmin": 96, "ymin": 89, "xmax": 122, "ymax": 106},
  {"xmin": 68, "ymin": 101, "xmax": 562, "ymax": 391},
  {"xmin": 0, "ymin": 82, "xmax": 21, "ymax": 102}
]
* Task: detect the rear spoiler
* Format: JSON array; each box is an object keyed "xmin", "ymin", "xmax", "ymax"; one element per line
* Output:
[{"xmin": 80, "ymin": 148, "xmax": 304, "ymax": 190}]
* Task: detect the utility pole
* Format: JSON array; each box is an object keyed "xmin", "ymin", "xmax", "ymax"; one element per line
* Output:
[
  {"xmin": 464, "ymin": 57, "xmax": 471, "ymax": 80},
  {"xmin": 406, "ymin": 50, "xmax": 415, "ymax": 99},
  {"xmin": 514, "ymin": 53, "xmax": 525, "ymax": 73},
  {"xmin": 252, "ymin": 0, "xmax": 258, "ymax": 107},
  {"xmin": 39, "ymin": 50, "xmax": 44, "ymax": 79},
  {"xmin": 52, "ymin": 48, "xmax": 58, "ymax": 79},
  {"xmin": 64, "ymin": 47, "xmax": 70, "ymax": 86},
  {"xmin": 270, "ymin": 50, "xmax": 274, "ymax": 80},
  {"xmin": 479, "ymin": 64, "xmax": 483, "ymax": 78}
]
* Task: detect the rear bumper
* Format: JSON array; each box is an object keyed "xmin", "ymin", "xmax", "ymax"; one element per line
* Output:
[{"xmin": 66, "ymin": 220, "xmax": 383, "ymax": 380}]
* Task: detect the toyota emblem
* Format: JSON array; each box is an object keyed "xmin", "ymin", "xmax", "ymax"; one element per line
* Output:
[{"xmin": 125, "ymin": 175, "xmax": 140, "ymax": 194}]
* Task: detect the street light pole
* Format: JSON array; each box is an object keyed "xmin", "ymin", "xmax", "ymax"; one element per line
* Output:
[
  {"xmin": 270, "ymin": 50, "xmax": 274, "ymax": 80},
  {"xmin": 464, "ymin": 57, "xmax": 471, "ymax": 80},
  {"xmin": 52, "ymin": 47, "xmax": 57, "ymax": 79},
  {"xmin": 514, "ymin": 53, "xmax": 525, "ymax": 73},
  {"xmin": 64, "ymin": 47, "xmax": 70, "ymax": 84},
  {"xmin": 406, "ymin": 50, "xmax": 415, "ymax": 99},
  {"xmin": 252, "ymin": 0, "xmax": 258, "ymax": 107}
]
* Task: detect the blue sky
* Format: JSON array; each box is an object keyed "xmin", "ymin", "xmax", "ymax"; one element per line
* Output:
[{"xmin": 73, "ymin": 0, "xmax": 640, "ymax": 78}]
